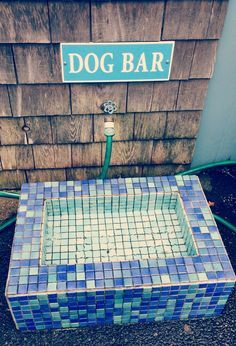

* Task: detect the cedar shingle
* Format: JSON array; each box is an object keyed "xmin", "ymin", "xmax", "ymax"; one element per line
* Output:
[
  {"xmin": 51, "ymin": 115, "xmax": 93, "ymax": 144},
  {"xmin": 24, "ymin": 117, "xmax": 53, "ymax": 144},
  {"xmin": 190, "ymin": 41, "xmax": 218, "ymax": 79},
  {"xmin": 94, "ymin": 113, "xmax": 134, "ymax": 142},
  {"xmin": 127, "ymin": 83, "xmax": 154, "ymax": 113},
  {"xmin": 71, "ymin": 83, "xmax": 127, "ymax": 114},
  {"xmin": 0, "ymin": 117, "xmax": 25, "ymax": 145},
  {"xmin": 107, "ymin": 166, "xmax": 142, "ymax": 179},
  {"xmin": 165, "ymin": 111, "xmax": 201, "ymax": 138},
  {"xmin": 143, "ymin": 164, "xmax": 189, "ymax": 176},
  {"xmin": 176, "ymin": 80, "xmax": 209, "ymax": 111},
  {"xmin": 103, "ymin": 141, "xmax": 153, "ymax": 166},
  {"xmin": 72, "ymin": 143, "xmax": 102, "ymax": 167},
  {"xmin": 170, "ymin": 41, "xmax": 195, "ymax": 80},
  {"xmin": 0, "ymin": 146, "xmax": 34, "ymax": 170},
  {"xmin": 0, "ymin": 45, "xmax": 16, "ymax": 84},
  {"xmin": 33, "ymin": 145, "xmax": 71, "ymax": 169},
  {"xmin": 134, "ymin": 113, "xmax": 166, "ymax": 140},
  {"xmin": 151, "ymin": 139, "xmax": 196, "ymax": 164},
  {"xmin": 0, "ymin": 2, "xmax": 50, "ymax": 43},
  {"xmin": 151, "ymin": 82, "xmax": 179, "ymax": 112},
  {"xmin": 0, "ymin": 170, "xmax": 26, "ymax": 189},
  {"xmin": 26, "ymin": 169, "xmax": 66, "ymax": 183},
  {"xmin": 13, "ymin": 45, "xmax": 61, "ymax": 84},
  {"xmin": 207, "ymin": 0, "xmax": 228, "ymax": 39},
  {"xmin": 92, "ymin": 1, "xmax": 164, "ymax": 42},
  {"xmin": 127, "ymin": 82, "xmax": 179, "ymax": 113},
  {"xmin": 8, "ymin": 85, "xmax": 71, "ymax": 116},
  {"xmin": 66, "ymin": 167, "xmax": 101, "ymax": 181},
  {"xmin": 162, "ymin": 0, "xmax": 213, "ymax": 39},
  {"xmin": 49, "ymin": 1, "xmax": 90, "ymax": 42},
  {"xmin": 0, "ymin": 86, "xmax": 12, "ymax": 116}
]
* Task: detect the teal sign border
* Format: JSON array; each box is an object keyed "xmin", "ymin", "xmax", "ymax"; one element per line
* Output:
[{"xmin": 61, "ymin": 42, "xmax": 175, "ymax": 83}]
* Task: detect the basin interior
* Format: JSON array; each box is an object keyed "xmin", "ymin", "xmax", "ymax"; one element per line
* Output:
[{"xmin": 41, "ymin": 193, "xmax": 197, "ymax": 265}]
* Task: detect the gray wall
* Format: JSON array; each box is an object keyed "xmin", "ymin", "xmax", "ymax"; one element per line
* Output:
[{"xmin": 192, "ymin": 0, "xmax": 236, "ymax": 166}]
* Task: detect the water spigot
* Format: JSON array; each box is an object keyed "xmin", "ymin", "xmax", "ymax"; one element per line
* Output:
[{"xmin": 100, "ymin": 100, "xmax": 117, "ymax": 115}]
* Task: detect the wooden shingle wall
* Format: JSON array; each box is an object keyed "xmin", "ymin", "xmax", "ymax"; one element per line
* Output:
[{"xmin": 0, "ymin": 0, "xmax": 228, "ymax": 188}]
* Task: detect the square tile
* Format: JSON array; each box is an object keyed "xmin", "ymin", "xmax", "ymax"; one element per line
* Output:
[{"xmin": 6, "ymin": 176, "xmax": 235, "ymax": 330}]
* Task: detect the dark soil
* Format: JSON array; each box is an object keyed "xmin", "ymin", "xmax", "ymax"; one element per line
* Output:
[
  {"xmin": 0, "ymin": 197, "xmax": 18, "ymax": 223},
  {"xmin": 0, "ymin": 168, "xmax": 235, "ymax": 346}
]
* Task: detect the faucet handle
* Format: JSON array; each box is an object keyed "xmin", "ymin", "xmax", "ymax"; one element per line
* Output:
[{"xmin": 100, "ymin": 100, "xmax": 117, "ymax": 115}]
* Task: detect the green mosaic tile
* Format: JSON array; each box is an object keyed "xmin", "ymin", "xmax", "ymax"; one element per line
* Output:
[{"xmin": 41, "ymin": 193, "xmax": 197, "ymax": 265}]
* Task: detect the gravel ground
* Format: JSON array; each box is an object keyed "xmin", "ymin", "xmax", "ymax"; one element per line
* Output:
[{"xmin": 0, "ymin": 168, "xmax": 235, "ymax": 346}]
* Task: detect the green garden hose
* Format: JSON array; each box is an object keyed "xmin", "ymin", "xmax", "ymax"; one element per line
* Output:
[
  {"xmin": 212, "ymin": 214, "xmax": 236, "ymax": 233},
  {"xmin": 0, "ymin": 215, "xmax": 17, "ymax": 232},
  {"xmin": 0, "ymin": 191, "xmax": 20, "ymax": 199},
  {"xmin": 99, "ymin": 118, "xmax": 115, "ymax": 180},
  {"xmin": 176, "ymin": 160, "xmax": 236, "ymax": 176},
  {"xmin": 100, "ymin": 135, "xmax": 113, "ymax": 179}
]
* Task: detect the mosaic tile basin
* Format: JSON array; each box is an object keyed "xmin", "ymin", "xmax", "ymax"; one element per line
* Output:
[
  {"xmin": 41, "ymin": 193, "xmax": 197, "ymax": 265},
  {"xmin": 6, "ymin": 176, "xmax": 235, "ymax": 331}
]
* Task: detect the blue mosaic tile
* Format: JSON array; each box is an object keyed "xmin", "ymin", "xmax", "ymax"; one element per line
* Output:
[{"xmin": 5, "ymin": 176, "xmax": 235, "ymax": 330}]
